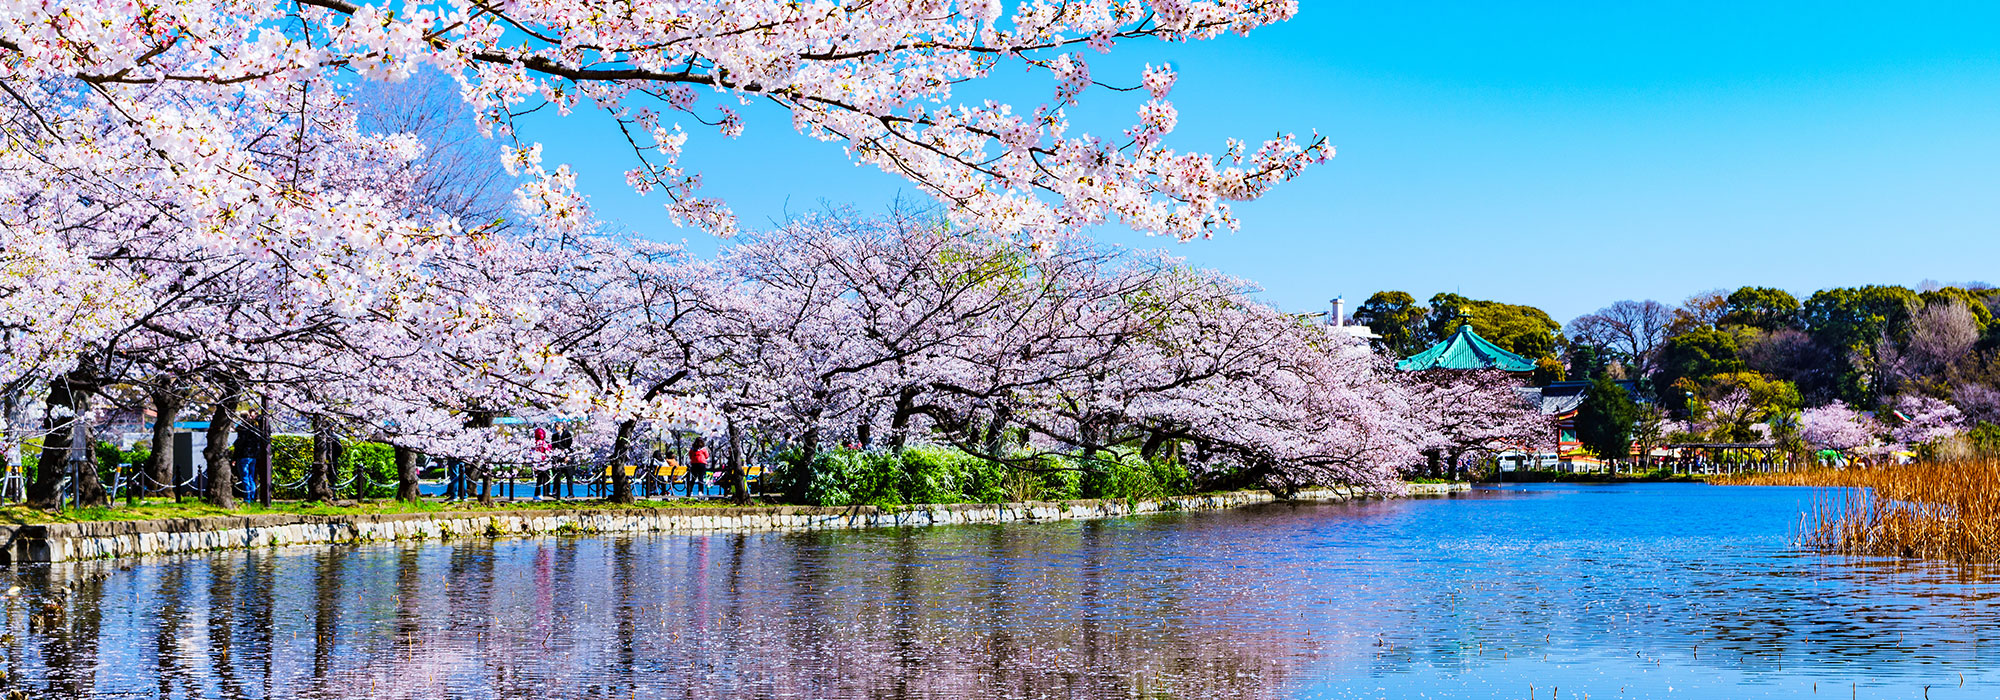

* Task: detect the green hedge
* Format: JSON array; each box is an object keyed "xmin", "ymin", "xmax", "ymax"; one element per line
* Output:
[
  {"xmin": 1077, "ymin": 450, "xmax": 1190, "ymax": 501},
  {"xmin": 10, "ymin": 435, "xmax": 395, "ymax": 499},
  {"xmin": 270, "ymin": 435, "xmax": 397, "ymax": 500},
  {"xmin": 768, "ymin": 444, "xmax": 1190, "ymax": 507},
  {"xmin": 15, "ymin": 439, "xmax": 146, "ymax": 483}
]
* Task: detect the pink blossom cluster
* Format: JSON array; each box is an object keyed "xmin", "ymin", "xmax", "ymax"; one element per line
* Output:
[
  {"xmin": 0, "ymin": 0, "xmax": 1323, "ymax": 246},
  {"xmin": 1797, "ymin": 401, "xmax": 1884, "ymax": 455},
  {"xmin": 8, "ymin": 193, "xmax": 1536, "ymax": 505},
  {"xmin": 670, "ymin": 213, "xmax": 1543, "ymax": 493},
  {"xmin": 1888, "ymin": 394, "xmax": 1965, "ymax": 448},
  {"xmin": 0, "ymin": 0, "xmax": 1367, "ymax": 506}
]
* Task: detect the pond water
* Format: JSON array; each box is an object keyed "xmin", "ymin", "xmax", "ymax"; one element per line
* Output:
[{"xmin": 6, "ymin": 483, "xmax": 2000, "ymax": 699}]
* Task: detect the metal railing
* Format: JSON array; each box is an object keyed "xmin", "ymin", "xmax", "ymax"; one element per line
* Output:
[{"xmin": 1, "ymin": 452, "xmax": 767, "ymax": 511}]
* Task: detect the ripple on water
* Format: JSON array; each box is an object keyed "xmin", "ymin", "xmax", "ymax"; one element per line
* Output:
[{"xmin": 5, "ymin": 483, "xmax": 2000, "ymax": 699}]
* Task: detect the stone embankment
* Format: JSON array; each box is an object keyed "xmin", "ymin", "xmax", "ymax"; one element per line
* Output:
[{"xmin": 1, "ymin": 482, "xmax": 1468, "ymax": 563}]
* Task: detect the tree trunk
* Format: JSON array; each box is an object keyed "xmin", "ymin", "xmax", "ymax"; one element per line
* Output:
[
  {"xmin": 348, "ymin": 436, "xmax": 367, "ymax": 501},
  {"xmin": 1139, "ymin": 431, "xmax": 1169, "ymax": 463},
  {"xmin": 393, "ymin": 444, "xmax": 421, "ymax": 501},
  {"xmin": 306, "ymin": 416, "xmax": 337, "ymax": 503},
  {"xmin": 69, "ymin": 388, "xmax": 107, "ymax": 508},
  {"xmin": 1077, "ymin": 416, "xmax": 1102, "ymax": 456},
  {"xmin": 608, "ymin": 419, "xmax": 637, "ymax": 504},
  {"xmin": 798, "ymin": 425, "xmax": 821, "ymax": 468},
  {"xmin": 887, "ymin": 387, "xmax": 919, "ymax": 453},
  {"xmin": 144, "ymin": 386, "xmax": 185, "ymax": 497},
  {"xmin": 26, "ymin": 371, "xmax": 109, "ymax": 509},
  {"xmin": 201, "ymin": 383, "xmax": 241, "ymax": 508},
  {"xmin": 257, "ymin": 412, "xmax": 273, "ymax": 507},
  {"xmin": 725, "ymin": 417, "xmax": 750, "ymax": 505},
  {"xmin": 983, "ymin": 405, "xmax": 1011, "ymax": 463},
  {"xmin": 26, "ymin": 377, "xmax": 78, "ymax": 509},
  {"xmin": 463, "ymin": 412, "xmax": 495, "ymax": 505}
]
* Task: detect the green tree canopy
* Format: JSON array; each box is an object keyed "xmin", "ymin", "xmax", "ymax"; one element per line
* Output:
[
  {"xmin": 1574, "ymin": 377, "xmax": 1639, "ymax": 460},
  {"xmin": 1567, "ymin": 343, "xmax": 1610, "ymax": 381},
  {"xmin": 1353, "ymin": 290, "xmax": 1429, "ymax": 356},
  {"xmin": 1427, "ymin": 293, "xmax": 1561, "ymax": 362},
  {"xmin": 1656, "ymin": 327, "xmax": 1745, "ymax": 414},
  {"xmin": 1691, "ymin": 370, "xmax": 1802, "ymax": 443},
  {"xmin": 1801, "ymin": 285, "xmax": 1918, "ymax": 406},
  {"xmin": 1723, "ymin": 286, "xmax": 1800, "ymax": 330},
  {"xmin": 1802, "ymin": 285, "xmax": 1918, "ymax": 351}
]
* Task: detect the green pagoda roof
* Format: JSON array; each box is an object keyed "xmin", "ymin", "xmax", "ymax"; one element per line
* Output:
[{"xmin": 1396, "ymin": 324, "xmax": 1537, "ymax": 372}]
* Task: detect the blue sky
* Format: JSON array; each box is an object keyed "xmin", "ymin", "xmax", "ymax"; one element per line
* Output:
[{"xmin": 528, "ymin": 2, "xmax": 2000, "ymax": 324}]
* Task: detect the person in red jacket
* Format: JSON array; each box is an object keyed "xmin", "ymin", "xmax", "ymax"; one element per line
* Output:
[{"xmin": 685, "ymin": 437, "xmax": 710, "ymax": 499}]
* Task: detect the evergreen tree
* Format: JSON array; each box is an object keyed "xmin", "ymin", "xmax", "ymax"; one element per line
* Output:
[
  {"xmin": 1353, "ymin": 291, "xmax": 1429, "ymax": 356},
  {"xmin": 1575, "ymin": 377, "xmax": 1640, "ymax": 462}
]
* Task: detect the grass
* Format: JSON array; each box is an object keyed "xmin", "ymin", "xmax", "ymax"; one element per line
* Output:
[
  {"xmin": 1718, "ymin": 460, "xmax": 2000, "ymax": 563},
  {"xmin": 0, "ymin": 494, "xmax": 764, "ymax": 526},
  {"xmin": 0, "ymin": 481, "xmax": 1444, "ymax": 527}
]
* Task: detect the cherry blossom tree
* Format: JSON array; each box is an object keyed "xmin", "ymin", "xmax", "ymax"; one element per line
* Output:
[
  {"xmin": 2, "ymin": 0, "xmax": 1334, "ymax": 509},
  {"xmin": 1403, "ymin": 370, "xmax": 1551, "ymax": 479},
  {"xmin": 1797, "ymin": 400, "xmax": 1882, "ymax": 460},
  {"xmin": 1888, "ymin": 394, "xmax": 1964, "ymax": 448},
  {"xmin": 535, "ymin": 236, "xmax": 722, "ymax": 503},
  {"xmin": 698, "ymin": 211, "xmax": 1451, "ymax": 495}
]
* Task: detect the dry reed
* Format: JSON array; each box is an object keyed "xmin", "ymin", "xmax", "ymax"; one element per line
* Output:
[{"xmin": 1717, "ymin": 460, "xmax": 2000, "ymax": 562}]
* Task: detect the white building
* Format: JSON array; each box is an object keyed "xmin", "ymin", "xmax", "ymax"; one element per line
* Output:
[{"xmin": 1323, "ymin": 296, "xmax": 1381, "ymax": 341}]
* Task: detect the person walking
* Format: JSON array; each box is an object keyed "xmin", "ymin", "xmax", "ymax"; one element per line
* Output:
[
  {"xmin": 685, "ymin": 437, "xmax": 710, "ymax": 499},
  {"xmin": 550, "ymin": 426, "xmax": 574, "ymax": 499},
  {"xmin": 230, "ymin": 413, "xmax": 267, "ymax": 504},
  {"xmin": 644, "ymin": 445, "xmax": 669, "ymax": 498},
  {"xmin": 532, "ymin": 425, "xmax": 552, "ymax": 501}
]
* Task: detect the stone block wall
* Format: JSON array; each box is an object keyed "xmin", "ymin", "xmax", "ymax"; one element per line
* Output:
[{"xmin": 6, "ymin": 482, "xmax": 1468, "ymax": 563}]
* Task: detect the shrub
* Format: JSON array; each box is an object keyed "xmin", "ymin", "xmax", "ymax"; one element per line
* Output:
[
  {"xmin": 800, "ymin": 449, "xmax": 902, "ymax": 507},
  {"xmin": 16, "ymin": 438, "xmax": 40, "ymax": 478},
  {"xmin": 345, "ymin": 441, "xmax": 397, "ymax": 499},
  {"xmin": 763, "ymin": 446, "xmax": 814, "ymax": 504},
  {"xmin": 271, "ymin": 434, "xmax": 312, "ymax": 497},
  {"xmin": 1078, "ymin": 450, "xmax": 1190, "ymax": 501},
  {"xmin": 271, "ymin": 435, "xmax": 398, "ymax": 500},
  {"xmin": 1039, "ymin": 462, "xmax": 1082, "ymax": 501},
  {"xmin": 93, "ymin": 440, "xmax": 149, "ymax": 470},
  {"xmin": 1968, "ymin": 422, "xmax": 2000, "ymax": 457},
  {"xmin": 950, "ymin": 451, "xmax": 1013, "ymax": 503},
  {"xmin": 897, "ymin": 445, "xmax": 964, "ymax": 505},
  {"xmin": 898, "ymin": 445, "xmax": 1011, "ymax": 504},
  {"xmin": 765, "ymin": 444, "xmax": 1191, "ymax": 506}
]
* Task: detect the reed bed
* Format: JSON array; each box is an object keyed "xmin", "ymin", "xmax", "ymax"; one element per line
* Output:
[
  {"xmin": 1718, "ymin": 460, "xmax": 2000, "ymax": 562},
  {"xmin": 1709, "ymin": 468, "xmax": 1873, "ymax": 487}
]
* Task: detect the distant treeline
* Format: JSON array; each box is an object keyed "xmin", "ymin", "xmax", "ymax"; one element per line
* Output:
[{"xmin": 1353, "ymin": 285, "xmax": 2000, "ymax": 458}]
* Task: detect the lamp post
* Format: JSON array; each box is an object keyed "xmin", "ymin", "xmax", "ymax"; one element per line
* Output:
[{"xmin": 258, "ymin": 398, "xmax": 273, "ymax": 507}]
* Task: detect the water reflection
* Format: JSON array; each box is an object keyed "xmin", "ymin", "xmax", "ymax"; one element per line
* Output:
[{"xmin": 2, "ymin": 484, "xmax": 1999, "ymax": 699}]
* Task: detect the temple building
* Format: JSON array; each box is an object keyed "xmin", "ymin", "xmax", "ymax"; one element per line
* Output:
[
  {"xmin": 1394, "ymin": 324, "xmax": 1536, "ymax": 372},
  {"xmin": 1518, "ymin": 381, "xmax": 1592, "ymax": 463},
  {"xmin": 1394, "ymin": 323, "xmax": 1638, "ymax": 470}
]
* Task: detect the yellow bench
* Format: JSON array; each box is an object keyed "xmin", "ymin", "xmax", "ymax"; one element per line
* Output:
[{"xmin": 600, "ymin": 462, "xmax": 765, "ymax": 480}]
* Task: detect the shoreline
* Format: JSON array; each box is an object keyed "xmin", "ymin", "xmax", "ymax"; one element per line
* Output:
[
  {"xmin": 1485, "ymin": 473, "xmax": 1710, "ymax": 484},
  {"xmin": 0, "ymin": 482, "xmax": 1467, "ymax": 564}
]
